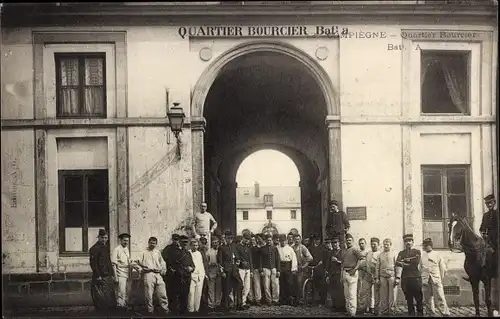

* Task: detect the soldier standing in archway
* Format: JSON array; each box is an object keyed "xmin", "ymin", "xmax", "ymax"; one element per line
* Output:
[
  {"xmin": 193, "ymin": 202, "xmax": 218, "ymax": 250},
  {"xmin": 326, "ymin": 200, "xmax": 350, "ymax": 248}
]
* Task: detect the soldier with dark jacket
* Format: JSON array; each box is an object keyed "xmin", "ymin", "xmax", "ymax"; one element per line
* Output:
[
  {"xmin": 480, "ymin": 194, "xmax": 498, "ymax": 252},
  {"xmin": 217, "ymin": 230, "xmax": 243, "ymax": 310},
  {"xmin": 260, "ymin": 234, "xmax": 281, "ymax": 306},
  {"xmin": 308, "ymin": 233, "xmax": 327, "ymax": 306},
  {"xmin": 89, "ymin": 229, "xmax": 116, "ymax": 313},
  {"xmin": 395, "ymin": 234, "xmax": 423, "ymax": 317},
  {"xmin": 161, "ymin": 233, "xmax": 181, "ymax": 312},
  {"xmin": 170, "ymin": 235, "xmax": 195, "ymax": 315},
  {"xmin": 326, "ymin": 200, "xmax": 350, "ymax": 247},
  {"xmin": 325, "ymin": 236, "xmax": 345, "ymax": 312}
]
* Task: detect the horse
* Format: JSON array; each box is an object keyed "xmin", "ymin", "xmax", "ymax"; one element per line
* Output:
[{"xmin": 448, "ymin": 214, "xmax": 497, "ymax": 317}]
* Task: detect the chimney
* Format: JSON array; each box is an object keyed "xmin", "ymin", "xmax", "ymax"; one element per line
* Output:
[{"xmin": 254, "ymin": 181, "xmax": 260, "ymax": 198}]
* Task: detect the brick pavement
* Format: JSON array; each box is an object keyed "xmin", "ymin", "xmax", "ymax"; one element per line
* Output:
[{"xmin": 4, "ymin": 304, "xmax": 490, "ymax": 318}]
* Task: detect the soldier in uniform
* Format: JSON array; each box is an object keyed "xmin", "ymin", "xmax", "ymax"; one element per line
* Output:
[
  {"xmin": 395, "ymin": 234, "xmax": 423, "ymax": 317},
  {"xmin": 171, "ymin": 235, "xmax": 195, "ymax": 315},
  {"xmin": 325, "ymin": 236, "xmax": 345, "ymax": 312},
  {"xmin": 326, "ymin": 200, "xmax": 350, "ymax": 248},
  {"xmin": 89, "ymin": 229, "xmax": 116, "ymax": 314},
  {"xmin": 480, "ymin": 194, "xmax": 498, "ymax": 251},
  {"xmin": 479, "ymin": 194, "xmax": 499, "ymax": 314},
  {"xmin": 218, "ymin": 230, "xmax": 243, "ymax": 310},
  {"xmin": 161, "ymin": 233, "xmax": 181, "ymax": 313},
  {"xmin": 308, "ymin": 233, "xmax": 327, "ymax": 306}
]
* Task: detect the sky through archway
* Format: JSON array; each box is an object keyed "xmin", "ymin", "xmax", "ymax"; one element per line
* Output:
[{"xmin": 236, "ymin": 149, "xmax": 300, "ymax": 187}]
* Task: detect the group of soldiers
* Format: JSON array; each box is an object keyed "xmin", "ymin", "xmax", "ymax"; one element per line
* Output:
[{"xmin": 87, "ymin": 195, "xmax": 498, "ymax": 317}]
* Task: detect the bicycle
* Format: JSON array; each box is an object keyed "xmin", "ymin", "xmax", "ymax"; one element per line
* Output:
[{"xmin": 302, "ymin": 265, "xmax": 316, "ymax": 306}]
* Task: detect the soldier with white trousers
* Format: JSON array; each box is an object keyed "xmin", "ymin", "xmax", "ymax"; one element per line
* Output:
[
  {"xmin": 188, "ymin": 239, "xmax": 207, "ymax": 313},
  {"xmin": 420, "ymin": 238, "xmax": 450, "ymax": 316}
]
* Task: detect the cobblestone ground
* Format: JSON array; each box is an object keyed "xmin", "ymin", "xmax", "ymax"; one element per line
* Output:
[{"xmin": 4, "ymin": 305, "xmax": 489, "ymax": 318}]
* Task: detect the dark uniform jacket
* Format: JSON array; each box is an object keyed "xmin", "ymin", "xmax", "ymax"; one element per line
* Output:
[
  {"xmin": 396, "ymin": 248, "xmax": 421, "ymax": 279},
  {"xmin": 235, "ymin": 244, "xmax": 253, "ymax": 270},
  {"xmin": 309, "ymin": 244, "xmax": 325, "ymax": 266},
  {"xmin": 325, "ymin": 248, "xmax": 344, "ymax": 275},
  {"xmin": 217, "ymin": 243, "xmax": 239, "ymax": 274},
  {"xmin": 251, "ymin": 246, "xmax": 262, "ymax": 270},
  {"xmin": 162, "ymin": 243, "xmax": 180, "ymax": 272},
  {"xmin": 480, "ymin": 208, "xmax": 498, "ymax": 250},
  {"xmin": 260, "ymin": 244, "xmax": 281, "ymax": 272},
  {"xmin": 326, "ymin": 211, "xmax": 350, "ymax": 237},
  {"xmin": 172, "ymin": 247, "xmax": 195, "ymax": 278},
  {"xmin": 89, "ymin": 242, "xmax": 113, "ymax": 279}
]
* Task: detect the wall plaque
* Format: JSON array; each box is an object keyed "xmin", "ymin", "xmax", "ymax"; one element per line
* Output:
[{"xmin": 347, "ymin": 206, "xmax": 367, "ymax": 220}]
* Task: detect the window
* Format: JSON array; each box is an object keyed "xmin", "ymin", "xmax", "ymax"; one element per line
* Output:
[
  {"xmin": 422, "ymin": 166, "xmax": 471, "ymax": 248},
  {"xmin": 59, "ymin": 169, "xmax": 109, "ymax": 255},
  {"xmin": 264, "ymin": 194, "xmax": 274, "ymax": 206},
  {"xmin": 421, "ymin": 50, "xmax": 470, "ymax": 115},
  {"xmin": 242, "ymin": 210, "xmax": 249, "ymax": 220},
  {"xmin": 55, "ymin": 53, "xmax": 107, "ymax": 118},
  {"xmin": 267, "ymin": 210, "xmax": 273, "ymax": 220},
  {"xmin": 290, "ymin": 210, "xmax": 297, "ymax": 220}
]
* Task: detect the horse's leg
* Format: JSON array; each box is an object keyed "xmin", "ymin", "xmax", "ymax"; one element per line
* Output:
[
  {"xmin": 472, "ymin": 279, "xmax": 481, "ymax": 316},
  {"xmin": 485, "ymin": 278, "xmax": 493, "ymax": 317}
]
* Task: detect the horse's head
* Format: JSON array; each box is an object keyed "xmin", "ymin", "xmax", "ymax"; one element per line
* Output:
[{"xmin": 448, "ymin": 213, "xmax": 464, "ymax": 252}]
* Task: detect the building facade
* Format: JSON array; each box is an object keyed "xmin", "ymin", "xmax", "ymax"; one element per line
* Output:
[
  {"xmin": 236, "ymin": 184, "xmax": 302, "ymax": 236},
  {"xmin": 1, "ymin": 1, "xmax": 498, "ymax": 308}
]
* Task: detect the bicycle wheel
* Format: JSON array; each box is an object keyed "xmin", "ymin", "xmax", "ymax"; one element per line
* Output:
[{"xmin": 302, "ymin": 278, "xmax": 314, "ymax": 306}]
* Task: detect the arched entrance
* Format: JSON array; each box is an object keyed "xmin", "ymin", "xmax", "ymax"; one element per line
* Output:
[{"xmin": 191, "ymin": 41, "xmax": 341, "ymax": 238}]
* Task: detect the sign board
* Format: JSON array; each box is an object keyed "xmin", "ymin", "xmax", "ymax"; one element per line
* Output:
[{"xmin": 347, "ymin": 206, "xmax": 367, "ymax": 220}]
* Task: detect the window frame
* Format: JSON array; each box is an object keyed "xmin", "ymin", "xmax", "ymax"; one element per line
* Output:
[
  {"xmin": 242, "ymin": 210, "xmax": 249, "ymax": 220},
  {"xmin": 267, "ymin": 210, "xmax": 273, "ymax": 220},
  {"xmin": 55, "ymin": 52, "xmax": 108, "ymax": 119},
  {"xmin": 58, "ymin": 169, "xmax": 109, "ymax": 257},
  {"xmin": 412, "ymin": 41, "xmax": 481, "ymax": 117},
  {"xmin": 420, "ymin": 50, "xmax": 471, "ymax": 116},
  {"xmin": 421, "ymin": 165, "xmax": 472, "ymax": 249},
  {"xmin": 290, "ymin": 209, "xmax": 297, "ymax": 220}
]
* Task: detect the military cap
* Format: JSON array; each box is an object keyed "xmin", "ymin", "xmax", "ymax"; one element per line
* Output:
[
  {"xmin": 279, "ymin": 234, "xmax": 287, "ymax": 241},
  {"xmin": 224, "ymin": 230, "xmax": 233, "ymax": 236},
  {"xmin": 370, "ymin": 237, "xmax": 380, "ymax": 244},
  {"xmin": 179, "ymin": 235, "xmax": 189, "ymax": 242},
  {"xmin": 118, "ymin": 233, "xmax": 131, "ymax": 239},
  {"xmin": 324, "ymin": 237, "xmax": 333, "ymax": 242},
  {"xmin": 211, "ymin": 235, "xmax": 220, "ymax": 241},
  {"xmin": 403, "ymin": 234, "xmax": 414, "ymax": 241},
  {"xmin": 287, "ymin": 232, "xmax": 294, "ymax": 236},
  {"xmin": 171, "ymin": 233, "xmax": 180, "ymax": 241},
  {"xmin": 345, "ymin": 233, "xmax": 353, "ymax": 240},
  {"xmin": 329, "ymin": 199, "xmax": 339, "ymax": 206},
  {"xmin": 484, "ymin": 194, "xmax": 496, "ymax": 202},
  {"xmin": 98, "ymin": 229, "xmax": 108, "ymax": 236},
  {"xmin": 422, "ymin": 238, "xmax": 433, "ymax": 247},
  {"xmin": 331, "ymin": 236, "xmax": 340, "ymax": 242}
]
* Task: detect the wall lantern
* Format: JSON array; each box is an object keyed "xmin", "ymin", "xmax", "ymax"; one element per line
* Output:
[{"xmin": 167, "ymin": 102, "xmax": 186, "ymax": 158}]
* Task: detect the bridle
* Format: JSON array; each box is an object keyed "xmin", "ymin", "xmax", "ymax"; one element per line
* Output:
[{"xmin": 449, "ymin": 217, "xmax": 488, "ymax": 255}]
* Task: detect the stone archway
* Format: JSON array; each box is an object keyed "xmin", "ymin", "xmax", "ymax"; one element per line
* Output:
[{"xmin": 191, "ymin": 40, "xmax": 342, "ymax": 238}]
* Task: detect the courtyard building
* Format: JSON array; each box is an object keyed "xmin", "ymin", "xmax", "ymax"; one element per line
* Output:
[{"xmin": 1, "ymin": 1, "xmax": 498, "ymax": 309}]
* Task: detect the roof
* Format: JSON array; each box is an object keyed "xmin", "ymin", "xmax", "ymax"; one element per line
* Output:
[{"xmin": 1, "ymin": 2, "xmax": 497, "ymax": 27}]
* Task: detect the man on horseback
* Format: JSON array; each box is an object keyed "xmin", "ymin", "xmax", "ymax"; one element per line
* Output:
[
  {"xmin": 480, "ymin": 194, "xmax": 498, "ymax": 253},
  {"xmin": 479, "ymin": 194, "xmax": 499, "ymax": 314}
]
